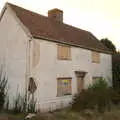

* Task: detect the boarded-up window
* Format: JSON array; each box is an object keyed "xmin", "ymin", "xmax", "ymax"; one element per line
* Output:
[
  {"xmin": 57, "ymin": 78, "xmax": 72, "ymax": 97},
  {"xmin": 92, "ymin": 51, "xmax": 100, "ymax": 63},
  {"xmin": 32, "ymin": 41, "xmax": 40, "ymax": 68},
  {"xmin": 57, "ymin": 44, "xmax": 71, "ymax": 60},
  {"xmin": 92, "ymin": 76, "xmax": 103, "ymax": 84}
]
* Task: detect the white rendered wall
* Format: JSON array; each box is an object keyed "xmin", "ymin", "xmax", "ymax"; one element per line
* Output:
[
  {"xmin": 0, "ymin": 7, "xmax": 28, "ymax": 106},
  {"xmin": 31, "ymin": 38, "xmax": 112, "ymax": 111}
]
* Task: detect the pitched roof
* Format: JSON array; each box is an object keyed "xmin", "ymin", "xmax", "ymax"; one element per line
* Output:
[{"xmin": 7, "ymin": 3, "xmax": 111, "ymax": 54}]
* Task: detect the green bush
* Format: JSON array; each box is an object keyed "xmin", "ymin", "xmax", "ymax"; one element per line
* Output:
[
  {"xmin": 88, "ymin": 78, "xmax": 108, "ymax": 90},
  {"xmin": 71, "ymin": 89, "xmax": 96, "ymax": 111},
  {"xmin": 71, "ymin": 78, "xmax": 120, "ymax": 113}
]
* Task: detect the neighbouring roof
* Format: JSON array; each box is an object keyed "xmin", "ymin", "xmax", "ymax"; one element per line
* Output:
[{"xmin": 7, "ymin": 3, "xmax": 111, "ymax": 54}]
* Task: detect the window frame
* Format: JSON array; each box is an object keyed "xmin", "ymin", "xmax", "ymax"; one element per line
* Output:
[
  {"xmin": 92, "ymin": 51, "xmax": 100, "ymax": 63},
  {"xmin": 57, "ymin": 77, "xmax": 72, "ymax": 97},
  {"xmin": 57, "ymin": 44, "xmax": 71, "ymax": 60}
]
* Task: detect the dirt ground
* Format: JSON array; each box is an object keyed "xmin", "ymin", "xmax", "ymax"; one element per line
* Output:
[{"xmin": 0, "ymin": 109, "xmax": 120, "ymax": 120}]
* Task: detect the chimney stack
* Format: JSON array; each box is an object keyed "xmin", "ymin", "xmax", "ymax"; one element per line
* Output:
[{"xmin": 48, "ymin": 8, "xmax": 63, "ymax": 22}]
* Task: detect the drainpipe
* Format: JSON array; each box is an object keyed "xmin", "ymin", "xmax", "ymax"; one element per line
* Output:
[{"xmin": 25, "ymin": 37, "xmax": 32, "ymax": 111}]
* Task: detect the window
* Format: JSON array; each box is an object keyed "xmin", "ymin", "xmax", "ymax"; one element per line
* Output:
[
  {"xmin": 57, "ymin": 78, "xmax": 72, "ymax": 96},
  {"xmin": 92, "ymin": 51, "xmax": 100, "ymax": 63},
  {"xmin": 57, "ymin": 44, "xmax": 71, "ymax": 60},
  {"xmin": 92, "ymin": 76, "xmax": 103, "ymax": 84}
]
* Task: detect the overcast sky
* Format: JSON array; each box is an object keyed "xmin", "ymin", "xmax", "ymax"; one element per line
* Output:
[{"xmin": 0, "ymin": 0, "xmax": 120, "ymax": 50}]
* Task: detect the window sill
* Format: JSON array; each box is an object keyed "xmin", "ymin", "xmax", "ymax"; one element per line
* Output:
[
  {"xmin": 92, "ymin": 61, "xmax": 100, "ymax": 63},
  {"xmin": 58, "ymin": 58, "xmax": 72, "ymax": 61},
  {"xmin": 56, "ymin": 94, "xmax": 72, "ymax": 98}
]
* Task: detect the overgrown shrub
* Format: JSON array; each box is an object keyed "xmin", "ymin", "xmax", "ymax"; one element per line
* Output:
[
  {"xmin": 71, "ymin": 78, "xmax": 120, "ymax": 113},
  {"xmin": 71, "ymin": 89, "xmax": 96, "ymax": 111},
  {"xmin": 89, "ymin": 78, "xmax": 110, "ymax": 112},
  {"xmin": 88, "ymin": 78, "xmax": 108, "ymax": 90}
]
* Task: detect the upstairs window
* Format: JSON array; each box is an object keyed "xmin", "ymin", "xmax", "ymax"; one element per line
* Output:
[
  {"xmin": 57, "ymin": 78, "xmax": 72, "ymax": 97},
  {"xmin": 57, "ymin": 44, "xmax": 71, "ymax": 60},
  {"xmin": 92, "ymin": 51, "xmax": 100, "ymax": 63}
]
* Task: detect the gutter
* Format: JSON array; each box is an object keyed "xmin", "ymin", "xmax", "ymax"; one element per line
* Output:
[{"xmin": 33, "ymin": 35, "xmax": 113, "ymax": 55}]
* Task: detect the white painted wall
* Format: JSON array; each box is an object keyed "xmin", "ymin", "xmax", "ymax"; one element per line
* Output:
[
  {"xmin": 0, "ymin": 7, "xmax": 28, "ymax": 106},
  {"xmin": 31, "ymin": 38, "xmax": 112, "ymax": 111}
]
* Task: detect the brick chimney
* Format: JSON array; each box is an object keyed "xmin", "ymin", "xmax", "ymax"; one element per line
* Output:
[{"xmin": 48, "ymin": 8, "xmax": 63, "ymax": 22}]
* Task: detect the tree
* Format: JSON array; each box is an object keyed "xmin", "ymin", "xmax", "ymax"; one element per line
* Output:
[
  {"xmin": 112, "ymin": 54, "xmax": 120, "ymax": 88},
  {"xmin": 100, "ymin": 38, "xmax": 120, "ymax": 88},
  {"xmin": 100, "ymin": 38, "xmax": 116, "ymax": 53}
]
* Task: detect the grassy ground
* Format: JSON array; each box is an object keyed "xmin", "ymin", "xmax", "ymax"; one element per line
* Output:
[
  {"xmin": 0, "ymin": 112, "xmax": 25, "ymax": 120},
  {"xmin": 1, "ymin": 109, "xmax": 120, "ymax": 120},
  {"xmin": 52, "ymin": 109, "xmax": 120, "ymax": 120}
]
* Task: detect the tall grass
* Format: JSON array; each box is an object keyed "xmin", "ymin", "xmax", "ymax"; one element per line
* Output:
[
  {"xmin": 28, "ymin": 95, "xmax": 37, "ymax": 113},
  {"xmin": 12, "ymin": 92, "xmax": 36, "ymax": 113},
  {"xmin": 0, "ymin": 66, "xmax": 8, "ymax": 111}
]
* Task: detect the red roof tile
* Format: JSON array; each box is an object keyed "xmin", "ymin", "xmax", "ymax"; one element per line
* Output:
[{"xmin": 8, "ymin": 3, "xmax": 111, "ymax": 54}]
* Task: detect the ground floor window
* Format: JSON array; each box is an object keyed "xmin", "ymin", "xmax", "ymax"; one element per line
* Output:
[
  {"xmin": 57, "ymin": 77, "xmax": 72, "ymax": 97},
  {"xmin": 92, "ymin": 76, "xmax": 103, "ymax": 84}
]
